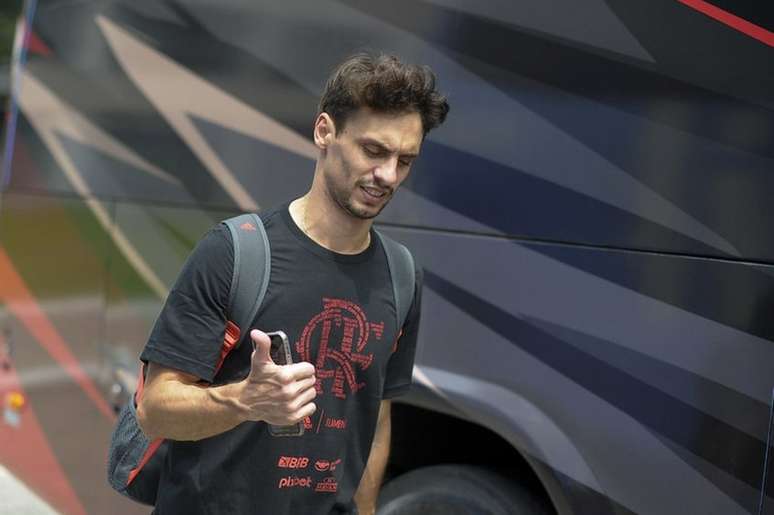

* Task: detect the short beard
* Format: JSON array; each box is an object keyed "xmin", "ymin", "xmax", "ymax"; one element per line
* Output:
[
  {"xmin": 344, "ymin": 199, "xmax": 381, "ymax": 219},
  {"xmin": 324, "ymin": 172, "xmax": 390, "ymax": 220}
]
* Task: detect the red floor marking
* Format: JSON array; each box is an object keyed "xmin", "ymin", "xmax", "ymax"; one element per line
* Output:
[
  {"xmin": 678, "ymin": 0, "xmax": 774, "ymax": 47},
  {"xmin": 0, "ymin": 247, "xmax": 114, "ymax": 420},
  {"xmin": 0, "ymin": 335, "xmax": 87, "ymax": 515}
]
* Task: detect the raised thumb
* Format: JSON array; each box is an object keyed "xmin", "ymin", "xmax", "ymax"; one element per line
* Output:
[{"xmin": 250, "ymin": 329, "xmax": 274, "ymax": 365}]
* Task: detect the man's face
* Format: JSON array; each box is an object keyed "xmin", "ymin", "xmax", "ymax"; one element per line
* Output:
[{"xmin": 317, "ymin": 107, "xmax": 423, "ymax": 220}]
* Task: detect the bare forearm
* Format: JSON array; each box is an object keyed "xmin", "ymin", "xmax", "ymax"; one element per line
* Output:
[
  {"xmin": 355, "ymin": 402, "xmax": 392, "ymax": 514},
  {"xmin": 138, "ymin": 380, "xmax": 246, "ymax": 441},
  {"xmin": 138, "ymin": 332, "xmax": 317, "ymax": 442},
  {"xmin": 354, "ymin": 438, "xmax": 390, "ymax": 514}
]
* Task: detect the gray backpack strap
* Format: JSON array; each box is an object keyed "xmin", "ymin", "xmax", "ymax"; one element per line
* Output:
[
  {"xmin": 375, "ymin": 231, "xmax": 416, "ymax": 332},
  {"xmin": 223, "ymin": 213, "xmax": 271, "ymax": 345},
  {"xmin": 107, "ymin": 214, "xmax": 270, "ymax": 505}
]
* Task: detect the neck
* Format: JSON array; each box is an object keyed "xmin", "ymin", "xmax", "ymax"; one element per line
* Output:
[{"xmin": 289, "ymin": 192, "xmax": 372, "ymax": 255}]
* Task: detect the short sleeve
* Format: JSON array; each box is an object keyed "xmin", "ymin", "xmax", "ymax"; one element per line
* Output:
[
  {"xmin": 140, "ymin": 224, "xmax": 234, "ymax": 382},
  {"xmin": 382, "ymin": 265, "xmax": 423, "ymax": 399}
]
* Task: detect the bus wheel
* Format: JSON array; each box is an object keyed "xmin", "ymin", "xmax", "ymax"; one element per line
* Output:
[{"xmin": 377, "ymin": 464, "xmax": 552, "ymax": 515}]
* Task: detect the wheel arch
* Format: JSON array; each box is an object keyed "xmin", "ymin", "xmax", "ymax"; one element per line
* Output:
[{"xmin": 388, "ymin": 366, "xmax": 606, "ymax": 515}]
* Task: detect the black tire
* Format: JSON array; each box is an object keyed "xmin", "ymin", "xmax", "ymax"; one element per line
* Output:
[{"xmin": 377, "ymin": 465, "xmax": 553, "ymax": 515}]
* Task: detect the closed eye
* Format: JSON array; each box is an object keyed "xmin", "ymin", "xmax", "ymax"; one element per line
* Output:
[{"xmin": 363, "ymin": 144, "xmax": 386, "ymax": 157}]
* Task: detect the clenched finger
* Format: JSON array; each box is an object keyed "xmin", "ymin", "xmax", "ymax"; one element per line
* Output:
[
  {"xmin": 289, "ymin": 386, "xmax": 317, "ymax": 412},
  {"xmin": 282, "ymin": 361, "xmax": 315, "ymax": 381},
  {"xmin": 290, "ymin": 402, "xmax": 317, "ymax": 423},
  {"xmin": 292, "ymin": 376, "xmax": 317, "ymax": 394}
]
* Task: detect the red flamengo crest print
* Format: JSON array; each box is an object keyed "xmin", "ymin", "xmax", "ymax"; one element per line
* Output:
[{"xmin": 296, "ymin": 298, "xmax": 384, "ymax": 399}]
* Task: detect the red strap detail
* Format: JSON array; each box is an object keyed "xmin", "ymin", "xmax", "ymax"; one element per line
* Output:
[
  {"xmin": 128, "ymin": 321, "xmax": 242, "ymax": 485},
  {"xmin": 215, "ymin": 321, "xmax": 241, "ymax": 373},
  {"xmin": 127, "ymin": 438, "xmax": 164, "ymax": 486}
]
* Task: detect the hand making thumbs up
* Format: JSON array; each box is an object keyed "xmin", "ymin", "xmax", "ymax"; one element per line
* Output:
[{"xmin": 235, "ymin": 329, "xmax": 317, "ymax": 425}]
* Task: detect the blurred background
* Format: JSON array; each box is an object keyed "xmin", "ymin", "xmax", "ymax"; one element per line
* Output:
[
  {"xmin": 0, "ymin": 1, "xmax": 23, "ymax": 123},
  {"xmin": 0, "ymin": 2, "xmax": 772, "ymax": 515}
]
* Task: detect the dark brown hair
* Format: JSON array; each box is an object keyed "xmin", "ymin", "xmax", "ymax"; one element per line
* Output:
[{"xmin": 318, "ymin": 52, "xmax": 449, "ymax": 136}]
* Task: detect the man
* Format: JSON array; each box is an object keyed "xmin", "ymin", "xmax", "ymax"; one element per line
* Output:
[{"xmin": 137, "ymin": 52, "xmax": 449, "ymax": 514}]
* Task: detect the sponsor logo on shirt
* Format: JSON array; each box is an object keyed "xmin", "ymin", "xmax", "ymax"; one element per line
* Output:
[
  {"xmin": 296, "ymin": 298, "xmax": 385, "ymax": 399},
  {"xmin": 306, "ymin": 410, "xmax": 348, "ymax": 434},
  {"xmin": 278, "ymin": 476, "xmax": 312, "ymax": 489},
  {"xmin": 277, "ymin": 456, "xmax": 309, "ymax": 469},
  {"xmin": 325, "ymin": 416, "xmax": 347, "ymax": 430},
  {"xmin": 315, "ymin": 477, "xmax": 338, "ymax": 493},
  {"xmin": 314, "ymin": 458, "xmax": 342, "ymax": 472}
]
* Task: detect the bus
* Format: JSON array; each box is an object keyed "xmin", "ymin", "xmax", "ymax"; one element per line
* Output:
[{"xmin": 1, "ymin": 1, "xmax": 773, "ymax": 514}]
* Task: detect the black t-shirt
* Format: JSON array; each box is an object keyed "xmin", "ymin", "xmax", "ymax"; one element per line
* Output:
[{"xmin": 140, "ymin": 203, "xmax": 422, "ymax": 515}]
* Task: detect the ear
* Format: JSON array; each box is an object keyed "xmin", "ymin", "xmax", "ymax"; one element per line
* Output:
[{"xmin": 313, "ymin": 113, "xmax": 336, "ymax": 150}]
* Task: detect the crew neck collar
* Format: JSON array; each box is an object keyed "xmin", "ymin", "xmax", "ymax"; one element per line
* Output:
[{"xmin": 281, "ymin": 203, "xmax": 378, "ymax": 263}]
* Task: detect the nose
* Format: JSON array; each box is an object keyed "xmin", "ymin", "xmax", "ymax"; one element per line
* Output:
[{"xmin": 373, "ymin": 157, "xmax": 399, "ymax": 188}]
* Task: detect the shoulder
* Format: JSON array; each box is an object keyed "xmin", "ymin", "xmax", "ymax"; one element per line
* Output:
[
  {"xmin": 185, "ymin": 223, "xmax": 234, "ymax": 274},
  {"xmin": 258, "ymin": 206, "xmax": 283, "ymax": 226},
  {"xmin": 375, "ymin": 231, "xmax": 417, "ymax": 277},
  {"xmin": 171, "ymin": 223, "xmax": 234, "ymax": 299},
  {"xmin": 200, "ymin": 223, "xmax": 234, "ymax": 253}
]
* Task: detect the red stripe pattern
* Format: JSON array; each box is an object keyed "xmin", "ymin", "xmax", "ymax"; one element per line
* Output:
[{"xmin": 678, "ymin": 0, "xmax": 774, "ymax": 47}]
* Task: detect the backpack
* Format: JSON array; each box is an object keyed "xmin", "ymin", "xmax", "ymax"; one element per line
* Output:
[{"xmin": 107, "ymin": 213, "xmax": 416, "ymax": 506}]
